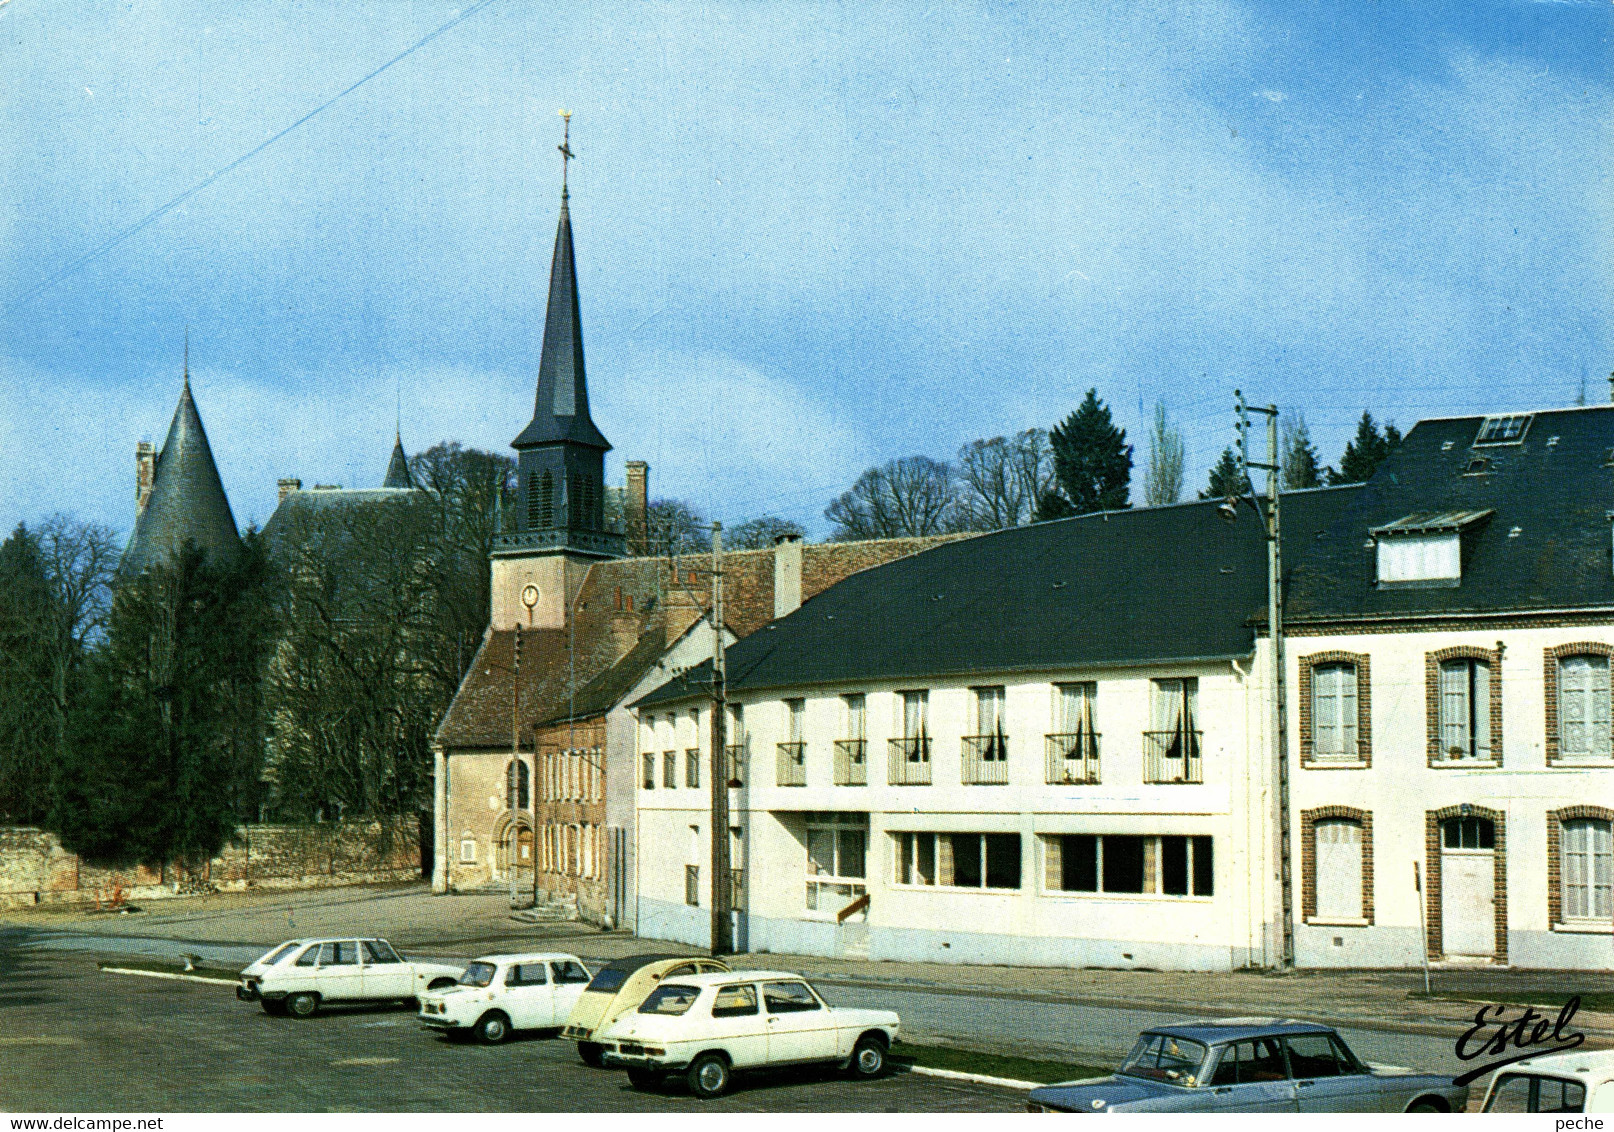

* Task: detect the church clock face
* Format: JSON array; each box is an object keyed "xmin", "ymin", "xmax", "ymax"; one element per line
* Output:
[{"xmin": 520, "ymin": 583, "xmax": 540, "ymax": 610}]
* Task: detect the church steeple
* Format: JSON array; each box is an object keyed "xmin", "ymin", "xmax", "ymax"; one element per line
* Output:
[
  {"xmin": 502, "ymin": 113, "xmax": 620, "ymax": 556},
  {"xmin": 383, "ymin": 430, "xmax": 415, "ymax": 489}
]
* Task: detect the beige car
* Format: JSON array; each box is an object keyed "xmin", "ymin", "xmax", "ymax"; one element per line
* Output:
[{"xmin": 561, "ymin": 953, "xmax": 731, "ymax": 1066}]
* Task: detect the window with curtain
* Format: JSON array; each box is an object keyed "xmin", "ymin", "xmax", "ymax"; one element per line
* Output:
[
  {"xmin": 806, "ymin": 813, "xmax": 868, "ymax": 912},
  {"xmin": 1439, "ymin": 658, "xmax": 1491, "ymax": 760},
  {"xmin": 1562, "ymin": 818, "xmax": 1613, "ymax": 921},
  {"xmin": 1312, "ymin": 663, "xmax": 1358, "ymax": 760},
  {"xmin": 973, "ymin": 686, "xmax": 1007, "ymax": 760},
  {"xmin": 893, "ymin": 832, "xmax": 1020, "ymax": 889},
  {"xmin": 842, "ymin": 694, "xmax": 866, "ymax": 740},
  {"xmin": 1043, "ymin": 834, "xmax": 1213, "ymax": 897},
  {"xmin": 1313, "ymin": 819, "xmax": 1364, "ymax": 921},
  {"xmin": 1558, "ymin": 655, "xmax": 1612, "ymax": 759},
  {"xmin": 1056, "ymin": 682, "xmax": 1096, "ymax": 736}
]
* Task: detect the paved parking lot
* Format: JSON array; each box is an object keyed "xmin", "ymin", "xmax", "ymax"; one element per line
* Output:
[{"xmin": 0, "ymin": 941, "xmax": 1021, "ymax": 1113}]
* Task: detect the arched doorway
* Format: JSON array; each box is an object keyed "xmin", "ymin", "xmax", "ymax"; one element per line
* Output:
[{"xmin": 494, "ymin": 817, "xmax": 534, "ymax": 885}]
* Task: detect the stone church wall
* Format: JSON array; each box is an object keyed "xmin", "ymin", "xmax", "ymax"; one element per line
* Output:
[{"xmin": 0, "ymin": 819, "xmax": 420, "ymax": 909}]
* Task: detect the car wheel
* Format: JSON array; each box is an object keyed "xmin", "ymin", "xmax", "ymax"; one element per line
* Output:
[
  {"xmin": 260, "ymin": 998, "xmax": 288, "ymax": 1017},
  {"xmin": 686, "ymin": 1052, "xmax": 730, "ymax": 1099},
  {"xmin": 577, "ymin": 1042, "xmax": 605, "ymax": 1068},
  {"xmin": 849, "ymin": 1034, "xmax": 888, "ymax": 1079},
  {"xmin": 285, "ymin": 992, "xmax": 319, "ymax": 1019},
  {"xmin": 476, "ymin": 1012, "xmax": 510, "ymax": 1044},
  {"xmin": 427, "ymin": 977, "xmax": 457, "ymax": 991},
  {"xmin": 1406, "ymin": 1101, "xmax": 1445, "ymax": 1113},
  {"xmin": 626, "ymin": 1068, "xmax": 662, "ymax": 1091}
]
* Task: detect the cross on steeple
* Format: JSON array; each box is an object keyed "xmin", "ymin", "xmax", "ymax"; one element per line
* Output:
[{"xmin": 558, "ymin": 110, "xmax": 574, "ymax": 200}]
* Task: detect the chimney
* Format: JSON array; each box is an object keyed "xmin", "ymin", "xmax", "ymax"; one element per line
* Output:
[
  {"xmin": 278, "ymin": 477, "xmax": 302, "ymax": 503},
  {"xmin": 773, "ymin": 533, "xmax": 804, "ymax": 619},
  {"xmin": 135, "ymin": 442, "xmax": 156, "ymax": 516},
  {"xmin": 625, "ymin": 460, "xmax": 649, "ymax": 554}
]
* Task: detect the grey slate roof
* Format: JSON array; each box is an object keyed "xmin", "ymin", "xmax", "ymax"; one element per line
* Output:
[
  {"xmin": 635, "ymin": 486, "xmax": 1360, "ymax": 709},
  {"xmin": 260, "ymin": 486, "xmax": 428, "ymax": 552},
  {"xmin": 511, "ymin": 199, "xmax": 611, "ymax": 452},
  {"xmin": 122, "ymin": 379, "xmax": 240, "ymax": 574},
  {"xmin": 1286, "ymin": 405, "xmax": 1614, "ymax": 622},
  {"xmin": 383, "ymin": 436, "xmax": 416, "ymax": 489}
]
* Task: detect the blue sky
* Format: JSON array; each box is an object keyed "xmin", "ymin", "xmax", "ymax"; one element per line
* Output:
[{"xmin": 2, "ymin": 0, "xmax": 1611, "ymax": 540}]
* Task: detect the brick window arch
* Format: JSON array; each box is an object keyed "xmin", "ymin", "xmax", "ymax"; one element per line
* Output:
[
  {"xmin": 1298, "ymin": 651, "xmax": 1372, "ymax": 766},
  {"xmin": 1426, "ymin": 645, "xmax": 1503, "ymax": 766},
  {"xmin": 1300, "ymin": 806, "xmax": 1374, "ymax": 924},
  {"xmin": 1424, "ymin": 803, "xmax": 1508, "ymax": 962},
  {"xmin": 1548, "ymin": 805, "xmax": 1614, "ymax": 928},
  {"xmin": 1544, "ymin": 643, "xmax": 1614, "ymax": 764}
]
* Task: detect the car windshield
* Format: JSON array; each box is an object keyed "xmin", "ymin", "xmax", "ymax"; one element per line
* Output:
[
  {"xmin": 1118, "ymin": 1034, "xmax": 1210, "ymax": 1086},
  {"xmin": 585, "ymin": 968, "xmax": 629, "ymax": 993},
  {"xmin": 261, "ymin": 942, "xmax": 300, "ymax": 966},
  {"xmin": 638, "ymin": 984, "xmax": 701, "ymax": 1016},
  {"xmin": 458, "ymin": 962, "xmax": 497, "ymax": 988}
]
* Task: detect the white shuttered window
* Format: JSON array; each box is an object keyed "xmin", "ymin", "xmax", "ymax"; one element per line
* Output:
[
  {"xmin": 1312, "ymin": 663, "xmax": 1358, "ymax": 760},
  {"xmin": 1314, "ymin": 820, "xmax": 1364, "ymax": 921}
]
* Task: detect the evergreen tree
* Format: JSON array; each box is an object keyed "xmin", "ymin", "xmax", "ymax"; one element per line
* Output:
[
  {"xmin": 1201, "ymin": 447, "xmax": 1252, "ymax": 500},
  {"xmin": 1143, "ymin": 402, "xmax": 1186, "ymax": 507},
  {"xmin": 50, "ymin": 537, "xmax": 275, "ymax": 868},
  {"xmin": 1329, "ymin": 412, "xmax": 1402, "ymax": 484},
  {"xmin": 1281, "ymin": 413, "xmax": 1323, "ymax": 490},
  {"xmin": 1038, "ymin": 389, "xmax": 1132, "ymax": 518},
  {"xmin": 0, "ymin": 525, "xmax": 56, "ymax": 824}
]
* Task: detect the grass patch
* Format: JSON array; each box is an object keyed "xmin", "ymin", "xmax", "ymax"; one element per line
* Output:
[
  {"xmin": 98, "ymin": 957, "xmax": 240, "ymax": 981},
  {"xmin": 889, "ymin": 1040, "xmax": 1107, "ymax": 1085},
  {"xmin": 1408, "ymin": 990, "xmax": 1614, "ymax": 1014}
]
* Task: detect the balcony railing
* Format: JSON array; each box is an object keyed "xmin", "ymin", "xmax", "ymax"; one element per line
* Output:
[
  {"xmin": 887, "ymin": 737, "xmax": 932, "ymax": 785},
  {"xmin": 776, "ymin": 742, "xmax": 807, "ymax": 786},
  {"xmin": 724, "ymin": 743, "xmax": 746, "ymax": 787},
  {"xmin": 834, "ymin": 739, "xmax": 868, "ymax": 785},
  {"xmin": 1143, "ymin": 729, "xmax": 1203, "ymax": 784},
  {"xmin": 961, "ymin": 734, "xmax": 1010, "ymax": 785},
  {"xmin": 1045, "ymin": 732, "xmax": 1101, "ymax": 784}
]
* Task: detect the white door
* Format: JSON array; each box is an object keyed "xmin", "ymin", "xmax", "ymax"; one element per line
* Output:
[
  {"xmin": 706, "ymin": 982, "xmax": 770, "ymax": 1068},
  {"xmin": 1442, "ymin": 853, "xmax": 1495, "ymax": 956},
  {"xmin": 548, "ymin": 960, "xmax": 592, "ymax": 1023},
  {"xmin": 315, "ymin": 940, "xmax": 365, "ymax": 1000},
  {"xmin": 762, "ymin": 981, "xmax": 838, "ymax": 1063},
  {"xmin": 501, "ymin": 962, "xmax": 554, "ymax": 1029},
  {"xmin": 359, "ymin": 940, "xmax": 413, "ymax": 999}
]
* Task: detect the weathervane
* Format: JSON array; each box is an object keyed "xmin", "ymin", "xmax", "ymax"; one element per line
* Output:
[{"xmin": 558, "ymin": 109, "xmax": 574, "ymax": 199}]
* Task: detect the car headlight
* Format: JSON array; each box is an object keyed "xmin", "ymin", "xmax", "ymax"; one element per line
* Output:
[{"xmin": 1090, "ymin": 1099, "xmax": 1107, "ymax": 1110}]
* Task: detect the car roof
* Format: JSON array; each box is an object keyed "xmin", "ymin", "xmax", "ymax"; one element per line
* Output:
[
  {"xmin": 1146, "ymin": 1018, "xmax": 1335, "ymax": 1044},
  {"xmin": 1492, "ymin": 1048, "xmax": 1614, "ymax": 1082},
  {"xmin": 596, "ymin": 953, "xmax": 712, "ymax": 974},
  {"xmin": 470, "ymin": 953, "xmax": 583, "ymax": 965},
  {"xmin": 655, "ymin": 970, "xmax": 810, "ymax": 988},
  {"xmin": 281, "ymin": 937, "xmax": 385, "ymax": 947}
]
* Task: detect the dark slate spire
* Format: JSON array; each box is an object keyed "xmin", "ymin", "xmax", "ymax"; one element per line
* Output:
[
  {"xmin": 511, "ymin": 195, "xmax": 611, "ymax": 452},
  {"xmin": 383, "ymin": 432, "xmax": 415, "ymax": 489},
  {"xmin": 122, "ymin": 366, "xmax": 240, "ymax": 575}
]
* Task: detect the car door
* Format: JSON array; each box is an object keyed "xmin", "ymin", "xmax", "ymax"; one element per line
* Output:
[
  {"xmin": 706, "ymin": 982, "xmax": 769, "ymax": 1068},
  {"xmin": 548, "ymin": 960, "xmax": 592, "ymax": 1025},
  {"xmin": 762, "ymin": 981, "xmax": 839, "ymax": 1064},
  {"xmin": 1286, "ymin": 1033, "xmax": 1381, "ymax": 1112},
  {"xmin": 1487, "ymin": 1074, "xmax": 1587, "ymax": 1113},
  {"xmin": 502, "ymin": 962, "xmax": 554, "ymax": 1029},
  {"xmin": 316, "ymin": 941, "xmax": 364, "ymax": 1000},
  {"xmin": 359, "ymin": 940, "xmax": 413, "ymax": 1001},
  {"xmin": 1202, "ymin": 1039, "xmax": 1298, "ymax": 1112}
]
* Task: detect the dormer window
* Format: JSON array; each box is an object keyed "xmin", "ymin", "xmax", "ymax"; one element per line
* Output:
[
  {"xmin": 1473, "ymin": 414, "xmax": 1531, "ymax": 446},
  {"xmin": 1371, "ymin": 511, "xmax": 1493, "ymax": 588}
]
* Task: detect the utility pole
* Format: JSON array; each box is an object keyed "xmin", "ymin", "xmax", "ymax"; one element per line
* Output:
[
  {"xmin": 708, "ymin": 521, "xmax": 732, "ymax": 955},
  {"xmin": 1235, "ymin": 390, "xmax": 1292, "ymax": 969},
  {"xmin": 510, "ymin": 623, "xmax": 523, "ymax": 908}
]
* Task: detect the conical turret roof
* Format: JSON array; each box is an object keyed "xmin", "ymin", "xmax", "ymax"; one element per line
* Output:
[
  {"xmin": 512, "ymin": 198, "xmax": 611, "ymax": 451},
  {"xmin": 383, "ymin": 433, "xmax": 416, "ymax": 489},
  {"xmin": 122, "ymin": 377, "xmax": 240, "ymax": 574}
]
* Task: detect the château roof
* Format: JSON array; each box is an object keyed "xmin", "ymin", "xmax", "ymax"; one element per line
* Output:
[
  {"xmin": 512, "ymin": 199, "xmax": 611, "ymax": 452},
  {"xmin": 122, "ymin": 378, "xmax": 240, "ymax": 575},
  {"xmin": 383, "ymin": 435, "xmax": 416, "ymax": 489}
]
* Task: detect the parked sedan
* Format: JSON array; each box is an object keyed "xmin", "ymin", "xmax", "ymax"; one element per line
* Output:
[
  {"xmin": 595, "ymin": 969, "xmax": 899, "ymax": 1098},
  {"xmin": 237, "ymin": 937, "xmax": 463, "ymax": 1018},
  {"xmin": 417, "ymin": 953, "xmax": 592, "ymax": 1044},
  {"xmin": 1481, "ymin": 1049, "xmax": 1614, "ymax": 1113},
  {"xmin": 1027, "ymin": 1020, "xmax": 1467, "ymax": 1113},
  {"xmin": 561, "ymin": 953, "xmax": 732, "ymax": 1067}
]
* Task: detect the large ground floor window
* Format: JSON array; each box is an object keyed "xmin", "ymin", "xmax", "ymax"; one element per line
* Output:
[
  {"xmin": 893, "ymin": 831, "xmax": 1022, "ymax": 890},
  {"xmin": 1044, "ymin": 834, "xmax": 1213, "ymax": 897},
  {"xmin": 806, "ymin": 812, "xmax": 867, "ymax": 913}
]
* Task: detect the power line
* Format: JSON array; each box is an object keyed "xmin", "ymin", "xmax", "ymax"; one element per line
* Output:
[{"xmin": 5, "ymin": 0, "xmax": 501, "ymax": 313}]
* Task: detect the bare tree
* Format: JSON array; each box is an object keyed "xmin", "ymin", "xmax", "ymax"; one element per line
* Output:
[
  {"xmin": 727, "ymin": 515, "xmax": 807, "ymax": 549},
  {"xmin": 647, "ymin": 499, "xmax": 709, "ymax": 556},
  {"xmin": 825, "ymin": 455, "xmax": 961, "ymax": 541},
  {"xmin": 1143, "ymin": 402, "xmax": 1186, "ymax": 507},
  {"xmin": 955, "ymin": 429, "xmax": 1055, "ymax": 530}
]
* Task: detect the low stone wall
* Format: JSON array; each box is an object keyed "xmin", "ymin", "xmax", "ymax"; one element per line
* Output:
[{"xmin": 0, "ymin": 820, "xmax": 420, "ymax": 909}]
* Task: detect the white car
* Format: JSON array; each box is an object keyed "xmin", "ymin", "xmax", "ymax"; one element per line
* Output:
[
  {"xmin": 596, "ymin": 969, "xmax": 900, "ymax": 1098},
  {"xmin": 1481, "ymin": 1048, "xmax": 1614, "ymax": 1113},
  {"xmin": 236, "ymin": 937, "xmax": 464, "ymax": 1018},
  {"xmin": 417, "ymin": 952, "xmax": 593, "ymax": 1044}
]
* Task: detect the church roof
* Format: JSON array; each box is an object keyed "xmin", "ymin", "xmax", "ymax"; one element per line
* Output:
[
  {"xmin": 122, "ymin": 378, "xmax": 239, "ymax": 575},
  {"xmin": 511, "ymin": 199, "xmax": 611, "ymax": 452},
  {"xmin": 383, "ymin": 435, "xmax": 416, "ymax": 489}
]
